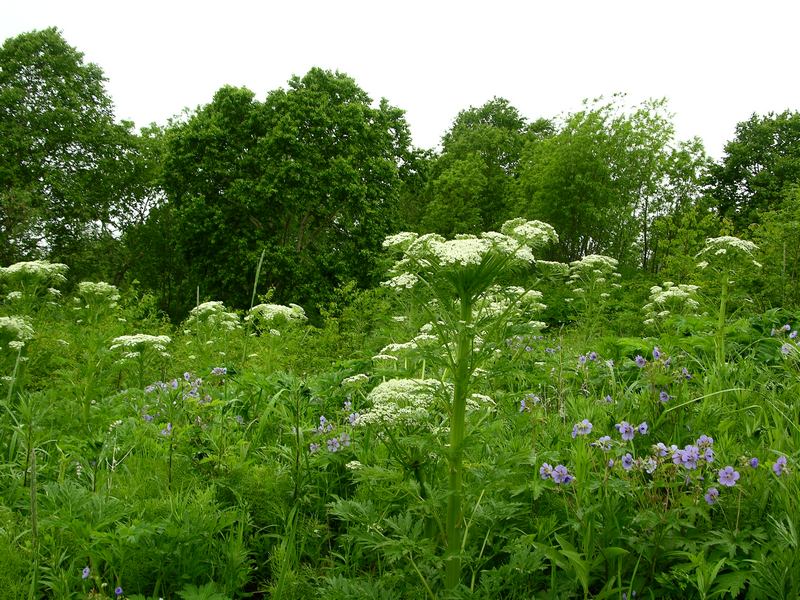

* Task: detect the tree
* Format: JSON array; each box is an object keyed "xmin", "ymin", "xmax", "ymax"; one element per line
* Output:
[
  {"xmin": 162, "ymin": 69, "xmax": 413, "ymax": 314},
  {"xmin": 708, "ymin": 110, "xmax": 800, "ymax": 230},
  {"xmin": 752, "ymin": 185, "xmax": 800, "ymax": 309},
  {"xmin": 421, "ymin": 98, "xmax": 533, "ymax": 234},
  {"xmin": 0, "ymin": 28, "xmax": 149, "ymax": 270},
  {"xmin": 515, "ymin": 97, "xmax": 706, "ymax": 269}
]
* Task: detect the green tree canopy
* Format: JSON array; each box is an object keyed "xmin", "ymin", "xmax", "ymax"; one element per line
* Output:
[
  {"xmin": 708, "ymin": 110, "xmax": 800, "ymax": 229},
  {"xmin": 0, "ymin": 28, "xmax": 151, "ymax": 271},
  {"xmin": 421, "ymin": 98, "xmax": 535, "ymax": 235},
  {"xmin": 160, "ymin": 69, "xmax": 413, "ymax": 314},
  {"xmin": 515, "ymin": 97, "xmax": 706, "ymax": 269}
]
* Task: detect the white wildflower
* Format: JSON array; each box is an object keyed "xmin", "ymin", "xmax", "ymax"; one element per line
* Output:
[
  {"xmin": 380, "ymin": 340, "xmax": 418, "ymax": 355},
  {"xmin": 342, "ymin": 373, "xmax": 369, "ymax": 386},
  {"xmin": 383, "ymin": 231, "xmax": 419, "ymax": 250},
  {"xmin": 356, "ymin": 378, "xmax": 444, "ymax": 427},
  {"xmin": 0, "ymin": 260, "xmax": 68, "ymax": 285},
  {"xmin": 382, "ymin": 272, "xmax": 419, "ymax": 289},
  {"xmin": 185, "ymin": 300, "xmax": 240, "ymax": 331},
  {"xmin": 110, "ymin": 334, "xmax": 171, "ymax": 353},
  {"xmin": 248, "ymin": 303, "xmax": 306, "ymax": 324},
  {"xmin": 500, "ymin": 218, "xmax": 559, "ymax": 248},
  {"xmin": 0, "ymin": 315, "xmax": 34, "ymax": 342}
]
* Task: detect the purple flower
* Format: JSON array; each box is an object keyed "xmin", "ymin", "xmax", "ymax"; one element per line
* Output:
[
  {"xmin": 703, "ymin": 448, "xmax": 715, "ymax": 463},
  {"xmin": 607, "ymin": 459, "xmax": 615, "ymax": 468},
  {"xmin": 603, "ymin": 394, "xmax": 613, "ymax": 404},
  {"xmin": 82, "ymin": 566, "xmax": 90, "ymax": 579},
  {"xmin": 704, "ymin": 487, "xmax": 719, "ymax": 505},
  {"xmin": 348, "ymin": 412, "xmax": 360, "ymax": 425},
  {"xmin": 551, "ymin": 464, "xmax": 573, "ymax": 484},
  {"xmin": 539, "ymin": 463, "xmax": 553, "ymax": 479},
  {"xmin": 673, "ymin": 445, "xmax": 700, "ymax": 470},
  {"xmin": 572, "ymin": 419, "xmax": 593, "ymax": 438},
  {"xmin": 637, "ymin": 422, "xmax": 648, "ymax": 435},
  {"xmin": 317, "ymin": 415, "xmax": 333, "ymax": 434},
  {"xmin": 635, "ymin": 355, "xmax": 647, "ymax": 368},
  {"xmin": 142, "ymin": 413, "xmax": 153, "ymax": 422},
  {"xmin": 115, "ymin": 587, "xmax": 123, "ymax": 597},
  {"xmin": 659, "ymin": 390, "xmax": 670, "ymax": 403},
  {"xmin": 578, "ymin": 355, "xmax": 587, "ymax": 365},
  {"xmin": 309, "ymin": 442, "xmax": 320, "ymax": 453},
  {"xmin": 616, "ymin": 421, "xmax": 635, "ymax": 441},
  {"xmin": 749, "ymin": 457, "xmax": 759, "ymax": 468},
  {"xmin": 783, "ymin": 323, "xmax": 792, "ymax": 331},
  {"xmin": 160, "ymin": 422, "xmax": 172, "ymax": 436},
  {"xmin": 588, "ymin": 351, "xmax": 598, "ymax": 361},
  {"xmin": 521, "ymin": 394, "xmax": 540, "ymax": 412},
  {"xmin": 696, "ymin": 435, "xmax": 714, "ymax": 448},
  {"xmin": 211, "ymin": 366, "xmax": 227, "ymax": 376},
  {"xmin": 781, "ymin": 343, "xmax": 792, "ymax": 355},
  {"xmin": 621, "ymin": 453, "xmax": 634, "ymax": 470},
  {"xmin": 652, "ymin": 346, "xmax": 661, "ymax": 360},
  {"xmin": 718, "ymin": 466, "xmax": 740, "ymax": 487},
  {"xmin": 643, "ymin": 457, "xmax": 657, "ymax": 474},
  {"xmin": 791, "ymin": 330, "xmax": 798, "ymax": 339},
  {"xmin": 339, "ymin": 432, "xmax": 351, "ymax": 447},
  {"xmin": 682, "ymin": 367, "xmax": 692, "ymax": 380},
  {"xmin": 545, "ymin": 347, "xmax": 556, "ymax": 354},
  {"xmin": 654, "ymin": 442, "xmax": 669, "ymax": 457},
  {"xmin": 773, "ymin": 455, "xmax": 787, "ymax": 476},
  {"xmin": 593, "ymin": 435, "xmax": 613, "ymax": 451},
  {"xmin": 327, "ymin": 437, "xmax": 340, "ymax": 452},
  {"xmin": 343, "ymin": 400, "xmax": 352, "ymax": 411}
]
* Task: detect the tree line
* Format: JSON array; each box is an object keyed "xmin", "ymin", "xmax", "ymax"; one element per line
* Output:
[{"xmin": 3, "ymin": 28, "xmax": 800, "ymax": 318}]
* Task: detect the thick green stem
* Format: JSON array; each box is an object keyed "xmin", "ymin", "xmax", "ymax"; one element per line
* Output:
[
  {"xmin": 445, "ymin": 298, "xmax": 472, "ymax": 589},
  {"xmin": 716, "ymin": 276, "xmax": 728, "ymax": 367}
]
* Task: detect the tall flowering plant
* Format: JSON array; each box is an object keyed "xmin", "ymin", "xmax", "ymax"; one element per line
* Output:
[
  {"xmin": 695, "ymin": 236, "xmax": 760, "ymax": 366},
  {"xmin": 381, "ymin": 218, "xmax": 557, "ymax": 588}
]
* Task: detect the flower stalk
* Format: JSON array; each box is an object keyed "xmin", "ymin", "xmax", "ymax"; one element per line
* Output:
[{"xmin": 445, "ymin": 296, "xmax": 473, "ymax": 589}]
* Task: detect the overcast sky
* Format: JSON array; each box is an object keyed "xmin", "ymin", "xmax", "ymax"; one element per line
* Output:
[{"xmin": 4, "ymin": 0, "xmax": 800, "ymax": 158}]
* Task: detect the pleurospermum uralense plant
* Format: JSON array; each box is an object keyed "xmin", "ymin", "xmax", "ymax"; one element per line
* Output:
[
  {"xmin": 381, "ymin": 218, "xmax": 558, "ymax": 589},
  {"xmin": 695, "ymin": 235, "xmax": 761, "ymax": 367}
]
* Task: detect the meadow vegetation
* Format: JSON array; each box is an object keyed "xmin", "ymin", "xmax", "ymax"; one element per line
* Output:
[{"xmin": 1, "ymin": 27, "xmax": 800, "ymax": 599}]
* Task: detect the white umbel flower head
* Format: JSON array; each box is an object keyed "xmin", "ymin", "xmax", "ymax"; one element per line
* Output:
[
  {"xmin": 186, "ymin": 300, "xmax": 240, "ymax": 331},
  {"xmin": 110, "ymin": 334, "xmax": 171, "ymax": 352},
  {"xmin": 356, "ymin": 378, "xmax": 444, "ymax": 427},
  {"xmin": 0, "ymin": 260, "xmax": 68, "ymax": 285},
  {"xmin": 247, "ymin": 303, "xmax": 306, "ymax": 324},
  {"xmin": 696, "ymin": 235, "xmax": 760, "ymax": 271},
  {"xmin": 78, "ymin": 281, "xmax": 121, "ymax": 308},
  {"xmin": 0, "ymin": 315, "xmax": 34, "ymax": 345},
  {"xmin": 500, "ymin": 218, "xmax": 559, "ymax": 248}
]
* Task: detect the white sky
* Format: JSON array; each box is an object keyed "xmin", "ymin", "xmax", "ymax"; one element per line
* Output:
[{"xmin": 4, "ymin": 0, "xmax": 800, "ymax": 158}]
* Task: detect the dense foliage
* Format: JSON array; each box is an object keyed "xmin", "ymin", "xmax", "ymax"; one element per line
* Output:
[{"xmin": 1, "ymin": 27, "xmax": 800, "ymax": 600}]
